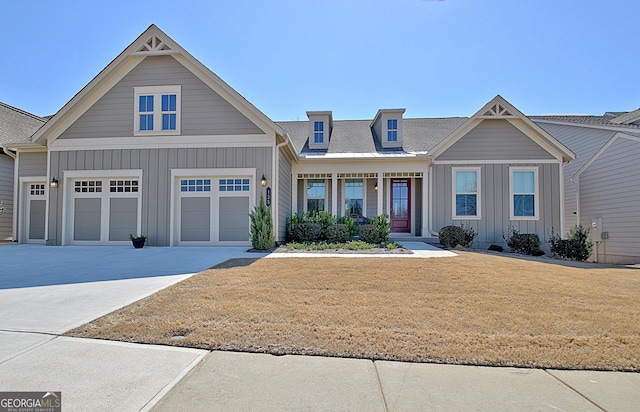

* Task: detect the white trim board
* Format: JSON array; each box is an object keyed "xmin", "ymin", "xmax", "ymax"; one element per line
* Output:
[{"xmin": 49, "ymin": 134, "xmax": 274, "ymax": 151}]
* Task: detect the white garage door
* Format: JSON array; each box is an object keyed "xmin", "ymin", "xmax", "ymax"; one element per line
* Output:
[
  {"xmin": 176, "ymin": 176, "xmax": 251, "ymax": 245},
  {"xmin": 69, "ymin": 178, "xmax": 141, "ymax": 245}
]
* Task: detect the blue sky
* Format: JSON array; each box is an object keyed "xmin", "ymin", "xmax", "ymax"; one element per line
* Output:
[{"xmin": 2, "ymin": 0, "xmax": 639, "ymax": 120}]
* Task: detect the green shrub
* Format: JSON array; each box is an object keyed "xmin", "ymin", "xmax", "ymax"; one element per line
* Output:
[
  {"xmin": 324, "ymin": 224, "xmax": 351, "ymax": 243},
  {"xmin": 249, "ymin": 194, "xmax": 275, "ymax": 250},
  {"xmin": 549, "ymin": 224, "xmax": 593, "ymax": 261},
  {"xmin": 291, "ymin": 222, "xmax": 323, "ymax": 242},
  {"xmin": 359, "ymin": 224, "xmax": 382, "ymax": 244},
  {"xmin": 343, "ymin": 240, "xmax": 375, "ymax": 250},
  {"xmin": 488, "ymin": 244, "xmax": 504, "ymax": 252},
  {"xmin": 438, "ymin": 224, "xmax": 477, "ymax": 248},
  {"xmin": 385, "ymin": 241, "xmax": 401, "ymax": 250},
  {"xmin": 505, "ymin": 227, "xmax": 543, "ymax": 256},
  {"xmin": 372, "ymin": 214, "xmax": 391, "ymax": 243},
  {"xmin": 337, "ymin": 215, "xmax": 357, "ymax": 237},
  {"xmin": 313, "ymin": 210, "xmax": 336, "ymax": 229}
]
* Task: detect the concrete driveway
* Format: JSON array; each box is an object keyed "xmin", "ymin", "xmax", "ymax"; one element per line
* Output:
[{"xmin": 0, "ymin": 244, "xmax": 263, "ymax": 411}]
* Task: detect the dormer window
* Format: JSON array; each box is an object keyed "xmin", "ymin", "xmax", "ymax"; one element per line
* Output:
[
  {"xmin": 314, "ymin": 121, "xmax": 324, "ymax": 143},
  {"xmin": 134, "ymin": 85, "xmax": 181, "ymax": 135},
  {"xmin": 372, "ymin": 108, "xmax": 405, "ymax": 149},
  {"xmin": 306, "ymin": 111, "xmax": 332, "ymax": 149},
  {"xmin": 387, "ymin": 119, "xmax": 398, "ymax": 142}
]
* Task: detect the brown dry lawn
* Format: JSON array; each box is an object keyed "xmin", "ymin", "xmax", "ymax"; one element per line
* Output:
[{"xmin": 67, "ymin": 251, "xmax": 640, "ymax": 371}]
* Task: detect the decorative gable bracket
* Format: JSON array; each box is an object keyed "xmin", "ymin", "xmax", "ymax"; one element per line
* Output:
[
  {"xmin": 480, "ymin": 103, "xmax": 516, "ymax": 119},
  {"xmin": 133, "ymin": 35, "xmax": 176, "ymax": 55}
]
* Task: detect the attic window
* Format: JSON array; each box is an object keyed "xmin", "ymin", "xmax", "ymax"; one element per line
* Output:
[
  {"xmin": 134, "ymin": 86, "xmax": 181, "ymax": 135},
  {"xmin": 387, "ymin": 119, "xmax": 398, "ymax": 142},
  {"xmin": 314, "ymin": 121, "xmax": 324, "ymax": 143}
]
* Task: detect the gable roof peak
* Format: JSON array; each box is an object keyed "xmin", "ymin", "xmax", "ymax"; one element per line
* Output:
[{"xmin": 133, "ymin": 24, "xmax": 177, "ymax": 55}]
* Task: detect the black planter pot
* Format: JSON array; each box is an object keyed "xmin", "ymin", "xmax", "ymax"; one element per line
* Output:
[{"xmin": 131, "ymin": 238, "xmax": 146, "ymax": 249}]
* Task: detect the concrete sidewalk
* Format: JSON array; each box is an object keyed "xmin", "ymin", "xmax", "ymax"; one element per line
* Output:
[{"xmin": 151, "ymin": 351, "xmax": 640, "ymax": 412}]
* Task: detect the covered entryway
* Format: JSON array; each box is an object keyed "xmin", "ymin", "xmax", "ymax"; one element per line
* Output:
[
  {"xmin": 172, "ymin": 169, "xmax": 254, "ymax": 246},
  {"xmin": 390, "ymin": 178, "xmax": 410, "ymax": 233}
]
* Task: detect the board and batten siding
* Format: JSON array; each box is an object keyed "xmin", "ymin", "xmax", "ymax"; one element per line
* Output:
[
  {"xmin": 277, "ymin": 150, "xmax": 292, "ymax": 241},
  {"xmin": 0, "ymin": 155, "xmax": 14, "ymax": 240},
  {"xmin": 59, "ymin": 55, "xmax": 262, "ymax": 140},
  {"xmin": 578, "ymin": 136, "xmax": 640, "ymax": 264},
  {"xmin": 535, "ymin": 121, "xmax": 617, "ymax": 233},
  {"xmin": 432, "ymin": 163, "xmax": 562, "ymax": 249},
  {"xmin": 48, "ymin": 147, "xmax": 272, "ymax": 246},
  {"xmin": 437, "ymin": 120, "xmax": 555, "ymax": 161}
]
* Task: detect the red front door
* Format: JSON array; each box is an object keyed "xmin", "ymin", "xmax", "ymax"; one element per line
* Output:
[{"xmin": 390, "ymin": 179, "xmax": 410, "ymax": 233}]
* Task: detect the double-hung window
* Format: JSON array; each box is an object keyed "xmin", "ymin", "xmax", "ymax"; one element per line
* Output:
[
  {"xmin": 387, "ymin": 119, "xmax": 398, "ymax": 142},
  {"xmin": 134, "ymin": 85, "xmax": 181, "ymax": 135},
  {"xmin": 306, "ymin": 179, "xmax": 325, "ymax": 213},
  {"xmin": 510, "ymin": 167, "xmax": 538, "ymax": 219},
  {"xmin": 313, "ymin": 121, "xmax": 324, "ymax": 143},
  {"xmin": 344, "ymin": 179, "xmax": 364, "ymax": 215},
  {"xmin": 453, "ymin": 167, "xmax": 480, "ymax": 219}
]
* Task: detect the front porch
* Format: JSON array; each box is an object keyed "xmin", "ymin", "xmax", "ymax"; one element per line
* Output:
[{"xmin": 291, "ymin": 170, "xmax": 429, "ymax": 237}]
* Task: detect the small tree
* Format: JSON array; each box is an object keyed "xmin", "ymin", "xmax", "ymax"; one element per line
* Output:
[{"xmin": 249, "ymin": 194, "xmax": 275, "ymax": 250}]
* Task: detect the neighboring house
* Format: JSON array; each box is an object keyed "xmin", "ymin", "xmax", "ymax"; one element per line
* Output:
[
  {"xmin": 533, "ymin": 111, "xmax": 640, "ymax": 264},
  {"xmin": 7, "ymin": 25, "xmax": 575, "ymax": 249},
  {"xmin": 0, "ymin": 102, "xmax": 46, "ymax": 241}
]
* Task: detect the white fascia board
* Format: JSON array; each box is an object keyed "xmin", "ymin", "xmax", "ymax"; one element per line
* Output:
[
  {"xmin": 48, "ymin": 134, "xmax": 274, "ymax": 151},
  {"xmin": 433, "ymin": 159, "xmax": 561, "ymax": 165},
  {"xmin": 299, "ymin": 152, "xmax": 419, "ymax": 159},
  {"xmin": 569, "ymin": 131, "xmax": 640, "ymax": 181},
  {"xmin": 293, "ymin": 158, "xmax": 429, "ymax": 174},
  {"xmin": 506, "ymin": 118, "xmax": 575, "ymax": 162},
  {"xmin": 32, "ymin": 56, "xmax": 144, "ymax": 146}
]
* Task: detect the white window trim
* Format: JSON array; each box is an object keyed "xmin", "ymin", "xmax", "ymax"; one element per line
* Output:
[
  {"xmin": 313, "ymin": 121, "xmax": 324, "ymax": 144},
  {"xmin": 509, "ymin": 166, "xmax": 540, "ymax": 220},
  {"xmin": 343, "ymin": 178, "xmax": 366, "ymax": 216},
  {"xmin": 134, "ymin": 85, "xmax": 181, "ymax": 136},
  {"xmin": 387, "ymin": 119, "xmax": 398, "ymax": 142},
  {"xmin": 452, "ymin": 167, "xmax": 481, "ymax": 220},
  {"xmin": 303, "ymin": 178, "xmax": 327, "ymax": 213}
]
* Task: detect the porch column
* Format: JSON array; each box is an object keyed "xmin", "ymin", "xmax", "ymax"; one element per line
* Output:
[
  {"xmin": 291, "ymin": 173, "xmax": 298, "ymax": 214},
  {"xmin": 377, "ymin": 174, "xmax": 383, "ymax": 216},
  {"xmin": 422, "ymin": 175, "xmax": 429, "ymax": 237},
  {"xmin": 331, "ymin": 173, "xmax": 338, "ymax": 215}
]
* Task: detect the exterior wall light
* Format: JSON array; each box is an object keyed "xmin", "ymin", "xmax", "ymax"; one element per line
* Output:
[
  {"xmin": 50, "ymin": 178, "xmax": 59, "ymax": 188},
  {"xmin": 374, "ymin": 182, "xmax": 378, "ymax": 191},
  {"xmin": 261, "ymin": 174, "xmax": 268, "ymax": 187}
]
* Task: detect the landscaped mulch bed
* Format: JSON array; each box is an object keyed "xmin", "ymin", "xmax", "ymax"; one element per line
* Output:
[{"xmin": 67, "ymin": 251, "xmax": 640, "ymax": 371}]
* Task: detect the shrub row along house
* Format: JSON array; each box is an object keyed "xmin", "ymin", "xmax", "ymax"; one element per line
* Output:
[{"xmin": 2, "ymin": 25, "xmax": 638, "ymax": 263}]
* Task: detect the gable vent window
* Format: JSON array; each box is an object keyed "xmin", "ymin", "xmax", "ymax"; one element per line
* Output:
[
  {"xmin": 387, "ymin": 119, "xmax": 398, "ymax": 142},
  {"xmin": 314, "ymin": 121, "xmax": 324, "ymax": 143},
  {"xmin": 134, "ymin": 85, "xmax": 181, "ymax": 135}
]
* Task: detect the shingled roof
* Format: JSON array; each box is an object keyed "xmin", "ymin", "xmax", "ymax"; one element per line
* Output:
[
  {"xmin": 0, "ymin": 102, "xmax": 46, "ymax": 146},
  {"xmin": 532, "ymin": 113, "xmax": 640, "ymax": 130},
  {"xmin": 277, "ymin": 117, "xmax": 468, "ymax": 156}
]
